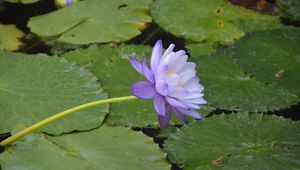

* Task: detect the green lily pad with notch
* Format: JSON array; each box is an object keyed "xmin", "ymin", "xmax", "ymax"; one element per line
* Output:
[
  {"xmin": 187, "ymin": 44, "xmax": 298, "ymax": 112},
  {"xmin": 0, "ymin": 24, "xmax": 24, "ymax": 51},
  {"xmin": 0, "ymin": 125, "xmax": 170, "ymax": 170},
  {"xmin": 0, "ymin": 51, "xmax": 108, "ymax": 135},
  {"xmin": 231, "ymin": 28, "xmax": 300, "ymax": 94},
  {"xmin": 152, "ymin": 0, "xmax": 281, "ymax": 45},
  {"xmin": 62, "ymin": 44, "xmax": 213, "ymax": 127},
  {"xmin": 164, "ymin": 113, "xmax": 300, "ymax": 170},
  {"xmin": 28, "ymin": 0, "xmax": 152, "ymax": 45}
]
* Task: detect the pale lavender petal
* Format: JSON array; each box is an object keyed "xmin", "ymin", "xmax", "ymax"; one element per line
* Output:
[
  {"xmin": 130, "ymin": 57, "xmax": 143, "ymax": 74},
  {"xmin": 131, "ymin": 81, "xmax": 155, "ymax": 99},
  {"xmin": 154, "ymin": 93, "xmax": 166, "ymax": 116},
  {"xmin": 155, "ymin": 79, "xmax": 168, "ymax": 96},
  {"xmin": 184, "ymin": 102, "xmax": 201, "ymax": 109},
  {"xmin": 151, "ymin": 40, "xmax": 163, "ymax": 72},
  {"xmin": 161, "ymin": 44, "xmax": 175, "ymax": 60},
  {"xmin": 173, "ymin": 108, "xmax": 188, "ymax": 123},
  {"xmin": 168, "ymin": 86, "xmax": 188, "ymax": 98},
  {"xmin": 158, "ymin": 105, "xmax": 172, "ymax": 128},
  {"xmin": 142, "ymin": 58, "xmax": 154, "ymax": 83},
  {"xmin": 181, "ymin": 93, "xmax": 204, "ymax": 100},
  {"xmin": 178, "ymin": 109, "xmax": 202, "ymax": 119},
  {"xmin": 166, "ymin": 97, "xmax": 189, "ymax": 110},
  {"xmin": 182, "ymin": 97, "xmax": 207, "ymax": 104},
  {"xmin": 66, "ymin": 0, "xmax": 73, "ymax": 6}
]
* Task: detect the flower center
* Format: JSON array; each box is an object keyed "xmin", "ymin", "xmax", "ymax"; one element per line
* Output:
[{"xmin": 166, "ymin": 69, "xmax": 174, "ymax": 75}]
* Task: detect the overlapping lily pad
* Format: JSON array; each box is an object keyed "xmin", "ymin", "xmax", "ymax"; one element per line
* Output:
[
  {"xmin": 0, "ymin": 24, "xmax": 24, "ymax": 51},
  {"xmin": 164, "ymin": 113, "xmax": 300, "ymax": 170},
  {"xmin": 28, "ymin": 0, "xmax": 152, "ymax": 45},
  {"xmin": 231, "ymin": 28, "xmax": 300, "ymax": 94},
  {"xmin": 62, "ymin": 45, "xmax": 213, "ymax": 127},
  {"xmin": 0, "ymin": 51, "xmax": 108, "ymax": 135},
  {"xmin": 0, "ymin": 125, "xmax": 170, "ymax": 170},
  {"xmin": 152, "ymin": 0, "xmax": 281, "ymax": 45},
  {"xmin": 188, "ymin": 44, "xmax": 298, "ymax": 111}
]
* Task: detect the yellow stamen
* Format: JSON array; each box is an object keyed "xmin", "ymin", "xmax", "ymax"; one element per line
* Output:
[{"xmin": 166, "ymin": 69, "xmax": 174, "ymax": 74}]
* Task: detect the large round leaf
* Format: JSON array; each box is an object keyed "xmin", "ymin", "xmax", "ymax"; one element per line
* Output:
[
  {"xmin": 0, "ymin": 24, "xmax": 24, "ymax": 51},
  {"xmin": 62, "ymin": 45, "xmax": 213, "ymax": 127},
  {"xmin": 164, "ymin": 114, "xmax": 300, "ymax": 170},
  {"xmin": 0, "ymin": 125, "xmax": 170, "ymax": 170},
  {"xmin": 231, "ymin": 28, "xmax": 300, "ymax": 94},
  {"xmin": 151, "ymin": 0, "xmax": 281, "ymax": 45},
  {"xmin": 28, "ymin": 0, "xmax": 152, "ymax": 45},
  {"xmin": 187, "ymin": 44, "xmax": 298, "ymax": 112},
  {"xmin": 0, "ymin": 51, "xmax": 108, "ymax": 135}
]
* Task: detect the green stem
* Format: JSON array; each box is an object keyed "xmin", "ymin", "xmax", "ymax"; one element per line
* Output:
[{"xmin": 0, "ymin": 96, "xmax": 138, "ymax": 147}]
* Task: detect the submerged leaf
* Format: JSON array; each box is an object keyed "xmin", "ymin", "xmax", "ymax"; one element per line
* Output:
[
  {"xmin": 0, "ymin": 51, "xmax": 108, "ymax": 135},
  {"xmin": 164, "ymin": 113, "xmax": 300, "ymax": 170}
]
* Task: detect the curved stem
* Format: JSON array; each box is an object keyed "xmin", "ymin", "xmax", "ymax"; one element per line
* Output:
[{"xmin": 0, "ymin": 96, "xmax": 138, "ymax": 147}]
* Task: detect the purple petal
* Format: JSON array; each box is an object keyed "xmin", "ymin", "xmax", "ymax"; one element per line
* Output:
[
  {"xmin": 130, "ymin": 57, "xmax": 143, "ymax": 74},
  {"xmin": 142, "ymin": 58, "xmax": 154, "ymax": 83},
  {"xmin": 154, "ymin": 93, "xmax": 166, "ymax": 116},
  {"xmin": 66, "ymin": 0, "xmax": 73, "ymax": 6},
  {"xmin": 178, "ymin": 108, "xmax": 202, "ymax": 119},
  {"xmin": 155, "ymin": 80, "xmax": 168, "ymax": 96},
  {"xmin": 158, "ymin": 105, "xmax": 172, "ymax": 128},
  {"xmin": 173, "ymin": 108, "xmax": 188, "ymax": 123},
  {"xmin": 131, "ymin": 81, "xmax": 155, "ymax": 99},
  {"xmin": 151, "ymin": 40, "xmax": 163, "ymax": 72},
  {"xmin": 166, "ymin": 97, "xmax": 189, "ymax": 110}
]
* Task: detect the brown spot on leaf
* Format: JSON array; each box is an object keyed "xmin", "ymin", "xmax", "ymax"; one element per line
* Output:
[
  {"xmin": 217, "ymin": 20, "xmax": 224, "ymax": 27},
  {"xmin": 212, "ymin": 156, "xmax": 224, "ymax": 166},
  {"xmin": 216, "ymin": 7, "xmax": 223, "ymax": 16},
  {"xmin": 275, "ymin": 69, "xmax": 284, "ymax": 78}
]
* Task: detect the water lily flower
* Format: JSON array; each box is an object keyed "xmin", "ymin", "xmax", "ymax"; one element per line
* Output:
[{"xmin": 130, "ymin": 40, "xmax": 207, "ymax": 128}]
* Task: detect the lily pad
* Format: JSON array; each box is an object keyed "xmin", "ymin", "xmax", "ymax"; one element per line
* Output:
[
  {"xmin": 231, "ymin": 28, "xmax": 300, "ymax": 94},
  {"xmin": 28, "ymin": 0, "xmax": 152, "ymax": 45},
  {"xmin": 164, "ymin": 113, "xmax": 300, "ymax": 170},
  {"xmin": 0, "ymin": 24, "xmax": 24, "ymax": 51},
  {"xmin": 0, "ymin": 51, "xmax": 108, "ymax": 135},
  {"xmin": 62, "ymin": 45, "xmax": 213, "ymax": 127},
  {"xmin": 151, "ymin": 0, "xmax": 281, "ymax": 45},
  {"xmin": 188, "ymin": 44, "xmax": 298, "ymax": 112},
  {"xmin": 0, "ymin": 125, "xmax": 170, "ymax": 170}
]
